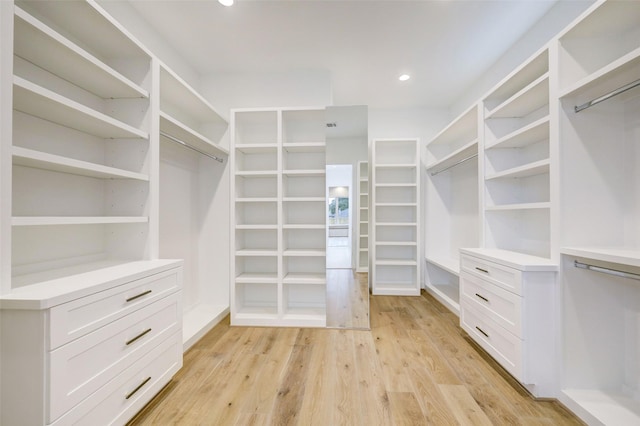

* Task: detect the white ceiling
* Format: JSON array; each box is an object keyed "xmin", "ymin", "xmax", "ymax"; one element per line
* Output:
[{"xmin": 128, "ymin": 0, "xmax": 560, "ymax": 109}]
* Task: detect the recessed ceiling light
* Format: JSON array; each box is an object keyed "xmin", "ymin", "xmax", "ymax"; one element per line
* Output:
[
  {"xmin": 399, "ymin": 74, "xmax": 411, "ymax": 81},
  {"xmin": 219, "ymin": 0, "xmax": 234, "ymax": 6}
]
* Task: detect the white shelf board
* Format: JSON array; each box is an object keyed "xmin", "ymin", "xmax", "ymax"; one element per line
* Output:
[
  {"xmin": 235, "ymin": 144, "xmax": 278, "ymax": 153},
  {"xmin": 487, "ymin": 74, "xmax": 549, "ymax": 119},
  {"xmin": 283, "ymin": 197, "xmax": 325, "ymax": 202},
  {"xmin": 485, "ymin": 159, "xmax": 550, "ymax": 180},
  {"xmin": 235, "ymin": 249, "xmax": 278, "ymax": 257},
  {"xmin": 374, "ymin": 163, "xmax": 417, "ymax": 169},
  {"xmin": 426, "ymin": 139, "xmax": 478, "ymax": 173},
  {"xmin": 2, "ymin": 259, "xmax": 182, "ymax": 309},
  {"xmin": 12, "ymin": 216, "xmax": 148, "ymax": 226},
  {"xmin": 425, "ymin": 256, "xmax": 460, "ymax": 275},
  {"xmin": 486, "ymin": 116, "xmax": 550, "ymax": 150},
  {"xmin": 234, "ymin": 308, "xmax": 278, "ymax": 320},
  {"xmin": 14, "ymin": 6, "xmax": 148, "ymax": 99},
  {"xmin": 235, "ymin": 170, "xmax": 278, "ymax": 177},
  {"xmin": 561, "ymin": 389, "xmax": 640, "ymax": 426},
  {"xmin": 372, "ymin": 284, "xmax": 420, "ymax": 296},
  {"xmin": 283, "ymin": 142, "xmax": 325, "ymax": 152},
  {"xmin": 283, "ymin": 249, "xmax": 326, "ymax": 257},
  {"xmin": 282, "ymin": 224, "xmax": 325, "ymax": 230},
  {"xmin": 13, "ymin": 146, "xmax": 149, "ymax": 181},
  {"xmin": 376, "ymin": 222, "xmax": 417, "ymax": 227},
  {"xmin": 559, "ymin": 46, "xmax": 640, "ymax": 99},
  {"xmin": 375, "ymin": 183, "xmax": 417, "ymax": 188},
  {"xmin": 485, "ymin": 202, "xmax": 550, "ymax": 211},
  {"xmin": 283, "ymin": 273, "xmax": 326, "ymax": 284},
  {"xmin": 485, "ymin": 50, "xmax": 548, "ymax": 106},
  {"xmin": 13, "ymin": 76, "xmax": 147, "ymax": 139},
  {"xmin": 282, "ymin": 170, "xmax": 326, "ymax": 177},
  {"xmin": 377, "ymin": 241, "xmax": 417, "ymax": 247},
  {"xmin": 235, "ymin": 273, "xmax": 278, "ymax": 284},
  {"xmin": 160, "ymin": 63, "xmax": 226, "ymax": 125},
  {"xmin": 235, "ymin": 224, "xmax": 278, "ymax": 230},
  {"xmin": 235, "ymin": 197, "xmax": 278, "ymax": 203},
  {"xmin": 425, "ymin": 283, "xmax": 460, "ymax": 315},
  {"xmin": 376, "ymin": 202, "xmax": 417, "ymax": 207},
  {"xmin": 183, "ymin": 303, "xmax": 229, "ymax": 351},
  {"xmin": 160, "ymin": 111, "xmax": 229, "ymax": 157},
  {"xmin": 460, "ymin": 248, "xmax": 557, "ymax": 271},
  {"xmin": 375, "ymin": 259, "xmax": 417, "ymax": 266},
  {"xmin": 427, "ymin": 103, "xmax": 478, "ymax": 147},
  {"xmin": 560, "ymin": 247, "xmax": 640, "ymax": 269}
]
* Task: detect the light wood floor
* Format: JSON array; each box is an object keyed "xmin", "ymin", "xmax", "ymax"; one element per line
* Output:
[
  {"xmin": 326, "ymin": 269, "xmax": 369, "ymax": 329},
  {"xmin": 129, "ymin": 291, "xmax": 583, "ymax": 425}
]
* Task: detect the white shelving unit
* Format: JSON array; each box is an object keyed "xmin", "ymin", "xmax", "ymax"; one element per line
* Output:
[
  {"xmin": 556, "ymin": 1, "xmax": 640, "ymax": 423},
  {"xmin": 356, "ymin": 161, "xmax": 369, "ymax": 272},
  {"xmin": 424, "ymin": 104, "xmax": 480, "ymax": 314},
  {"xmin": 482, "ymin": 48, "xmax": 553, "ymax": 260},
  {"xmin": 231, "ymin": 107, "xmax": 327, "ymax": 327},
  {"xmin": 158, "ymin": 62, "xmax": 229, "ymax": 351},
  {"xmin": 371, "ymin": 138, "xmax": 420, "ymax": 296}
]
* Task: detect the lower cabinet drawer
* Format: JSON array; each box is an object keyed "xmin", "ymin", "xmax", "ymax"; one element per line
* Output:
[
  {"xmin": 49, "ymin": 268, "xmax": 181, "ymax": 350},
  {"xmin": 460, "ymin": 302, "xmax": 523, "ymax": 380},
  {"xmin": 48, "ymin": 292, "xmax": 181, "ymax": 423},
  {"xmin": 461, "ymin": 255, "xmax": 522, "ymax": 295},
  {"xmin": 460, "ymin": 271, "xmax": 522, "ymax": 338},
  {"xmin": 50, "ymin": 331, "xmax": 182, "ymax": 426}
]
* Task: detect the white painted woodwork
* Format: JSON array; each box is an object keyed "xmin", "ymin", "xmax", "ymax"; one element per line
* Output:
[
  {"xmin": 231, "ymin": 107, "xmax": 327, "ymax": 327},
  {"xmin": 372, "ymin": 138, "xmax": 421, "ymax": 296}
]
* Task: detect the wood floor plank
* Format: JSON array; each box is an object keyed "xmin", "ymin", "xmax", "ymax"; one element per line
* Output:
[
  {"xmin": 333, "ymin": 330, "xmax": 360, "ymax": 424},
  {"xmin": 439, "ymin": 384, "xmax": 493, "ymax": 426},
  {"xmin": 371, "ymin": 324, "xmax": 414, "ymax": 392},
  {"xmin": 388, "ymin": 392, "xmax": 427, "ymax": 425},
  {"xmin": 269, "ymin": 342, "xmax": 314, "ymax": 425},
  {"xmin": 296, "ymin": 330, "xmax": 335, "ymax": 425}
]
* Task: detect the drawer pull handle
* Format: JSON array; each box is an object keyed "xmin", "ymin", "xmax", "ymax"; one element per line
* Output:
[
  {"xmin": 126, "ymin": 328, "xmax": 152, "ymax": 346},
  {"xmin": 475, "ymin": 326, "xmax": 489, "ymax": 338},
  {"xmin": 475, "ymin": 267, "xmax": 489, "ymax": 274},
  {"xmin": 475, "ymin": 293, "xmax": 489, "ymax": 302},
  {"xmin": 125, "ymin": 377, "xmax": 151, "ymax": 400},
  {"xmin": 126, "ymin": 290, "xmax": 152, "ymax": 302}
]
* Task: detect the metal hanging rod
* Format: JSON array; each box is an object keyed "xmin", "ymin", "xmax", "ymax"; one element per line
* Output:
[
  {"xmin": 430, "ymin": 153, "xmax": 478, "ymax": 176},
  {"xmin": 574, "ymin": 78, "xmax": 640, "ymax": 113},
  {"xmin": 574, "ymin": 260, "xmax": 640, "ymax": 281},
  {"xmin": 160, "ymin": 131, "xmax": 224, "ymax": 163}
]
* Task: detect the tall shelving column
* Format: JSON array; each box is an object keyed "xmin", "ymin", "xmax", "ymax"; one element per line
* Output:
[
  {"xmin": 158, "ymin": 62, "xmax": 229, "ymax": 350},
  {"xmin": 231, "ymin": 109, "xmax": 280, "ymax": 325},
  {"xmin": 482, "ymin": 48, "xmax": 553, "ymax": 260},
  {"xmin": 356, "ymin": 161, "xmax": 369, "ymax": 272},
  {"xmin": 424, "ymin": 104, "xmax": 480, "ymax": 314},
  {"xmin": 231, "ymin": 107, "xmax": 326, "ymax": 327},
  {"xmin": 555, "ymin": 0, "xmax": 640, "ymax": 423},
  {"xmin": 371, "ymin": 138, "xmax": 420, "ymax": 296},
  {"xmin": 281, "ymin": 108, "xmax": 326, "ymax": 326}
]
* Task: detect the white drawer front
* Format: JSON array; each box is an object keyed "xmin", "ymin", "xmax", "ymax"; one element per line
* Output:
[
  {"xmin": 48, "ymin": 293, "xmax": 181, "ymax": 423},
  {"xmin": 49, "ymin": 269, "xmax": 181, "ymax": 350},
  {"xmin": 460, "ymin": 271, "xmax": 523, "ymax": 337},
  {"xmin": 461, "ymin": 302, "xmax": 523, "ymax": 380},
  {"xmin": 461, "ymin": 255, "xmax": 522, "ymax": 295},
  {"xmin": 50, "ymin": 332, "xmax": 182, "ymax": 426}
]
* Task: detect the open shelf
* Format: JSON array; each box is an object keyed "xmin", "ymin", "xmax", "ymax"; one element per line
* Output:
[
  {"xmin": 13, "ymin": 146, "xmax": 149, "ymax": 181},
  {"xmin": 426, "ymin": 256, "xmax": 460, "ymax": 276},
  {"xmin": 14, "ymin": 6, "xmax": 148, "ymax": 99},
  {"xmin": 485, "ymin": 202, "xmax": 550, "ymax": 211},
  {"xmin": 13, "ymin": 77, "xmax": 147, "ymax": 139},
  {"xmin": 12, "ymin": 216, "xmax": 148, "ymax": 226},
  {"xmin": 235, "ymin": 273, "xmax": 278, "ymax": 284},
  {"xmin": 561, "ymin": 389, "xmax": 640, "ymax": 426},
  {"xmin": 282, "ymin": 142, "xmax": 325, "ymax": 152},
  {"xmin": 160, "ymin": 112, "xmax": 228, "ymax": 158},
  {"xmin": 487, "ymin": 74, "xmax": 549, "ymax": 119},
  {"xmin": 426, "ymin": 139, "xmax": 478, "ymax": 174},
  {"xmin": 282, "ymin": 273, "xmax": 326, "ymax": 285},
  {"xmin": 485, "ymin": 159, "xmax": 550, "ymax": 180},
  {"xmin": 486, "ymin": 116, "xmax": 550, "ymax": 150},
  {"xmin": 183, "ymin": 303, "xmax": 229, "ymax": 351},
  {"xmin": 560, "ymin": 247, "xmax": 640, "ymax": 269}
]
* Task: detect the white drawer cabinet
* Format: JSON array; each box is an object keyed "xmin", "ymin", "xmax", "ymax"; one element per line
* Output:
[
  {"xmin": 0, "ymin": 260, "xmax": 183, "ymax": 426},
  {"xmin": 459, "ymin": 249, "xmax": 557, "ymax": 397}
]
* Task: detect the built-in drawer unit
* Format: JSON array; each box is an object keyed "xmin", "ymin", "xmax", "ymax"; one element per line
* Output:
[
  {"xmin": 459, "ymin": 249, "xmax": 557, "ymax": 397},
  {"xmin": 0, "ymin": 261, "xmax": 183, "ymax": 426}
]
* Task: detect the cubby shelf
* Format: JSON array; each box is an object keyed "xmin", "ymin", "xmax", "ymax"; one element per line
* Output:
[
  {"xmin": 13, "ymin": 77, "xmax": 148, "ymax": 139},
  {"xmin": 485, "ymin": 159, "xmax": 550, "ymax": 180},
  {"xmin": 235, "ymin": 249, "xmax": 278, "ymax": 257},
  {"xmin": 283, "ymin": 273, "xmax": 326, "ymax": 284},
  {"xmin": 486, "ymin": 116, "xmax": 550, "ymax": 150},
  {"xmin": 487, "ymin": 73, "xmax": 549, "ymax": 119},
  {"xmin": 12, "ymin": 146, "xmax": 149, "ymax": 181},
  {"xmin": 282, "ymin": 142, "xmax": 325, "ymax": 152},
  {"xmin": 14, "ymin": 6, "xmax": 147, "ymax": 99},
  {"xmin": 282, "ymin": 170, "xmax": 325, "ymax": 177},
  {"xmin": 235, "ymin": 273, "xmax": 278, "ymax": 284}
]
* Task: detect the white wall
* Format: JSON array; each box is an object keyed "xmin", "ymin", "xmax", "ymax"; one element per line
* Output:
[{"xmin": 450, "ymin": 0, "xmax": 594, "ymax": 117}]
